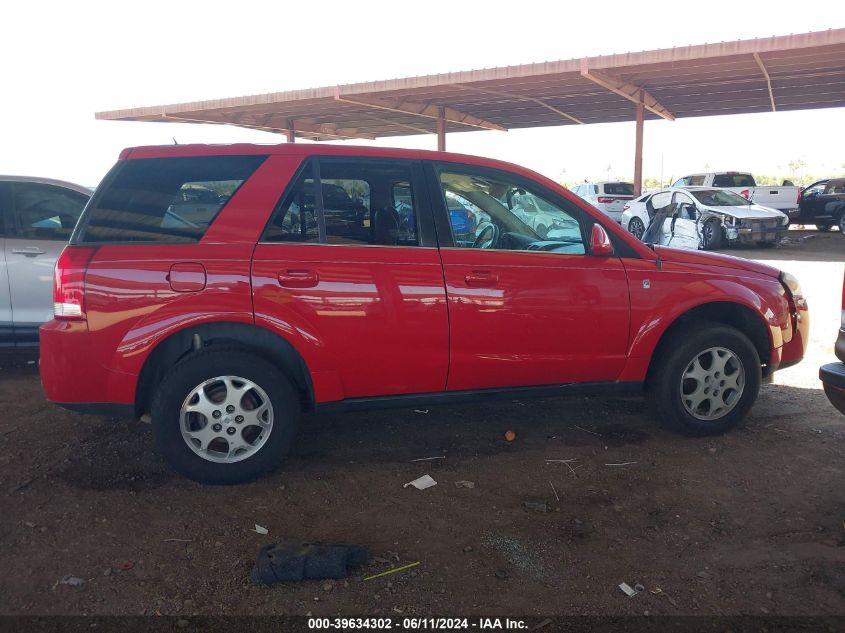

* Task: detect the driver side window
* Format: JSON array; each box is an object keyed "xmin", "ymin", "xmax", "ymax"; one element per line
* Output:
[{"xmin": 438, "ymin": 168, "xmax": 585, "ymax": 255}]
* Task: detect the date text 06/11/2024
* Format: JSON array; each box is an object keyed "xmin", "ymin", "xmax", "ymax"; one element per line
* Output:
[{"xmin": 307, "ymin": 617, "xmax": 528, "ymax": 630}]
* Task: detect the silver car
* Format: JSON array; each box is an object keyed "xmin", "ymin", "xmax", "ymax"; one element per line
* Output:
[{"xmin": 1, "ymin": 176, "xmax": 91, "ymax": 349}]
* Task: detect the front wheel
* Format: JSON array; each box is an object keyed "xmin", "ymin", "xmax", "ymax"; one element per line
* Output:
[
  {"xmin": 647, "ymin": 324, "xmax": 761, "ymax": 436},
  {"xmin": 838, "ymin": 214, "xmax": 845, "ymax": 235},
  {"xmin": 701, "ymin": 219, "xmax": 724, "ymax": 250},
  {"xmin": 151, "ymin": 349, "xmax": 299, "ymax": 484},
  {"xmin": 628, "ymin": 216, "xmax": 646, "ymax": 240}
]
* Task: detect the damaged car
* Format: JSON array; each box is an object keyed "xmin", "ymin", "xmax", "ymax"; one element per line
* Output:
[{"xmin": 622, "ymin": 187, "xmax": 789, "ymax": 250}]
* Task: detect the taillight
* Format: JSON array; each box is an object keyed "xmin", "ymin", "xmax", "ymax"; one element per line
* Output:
[
  {"xmin": 739, "ymin": 189, "xmax": 750, "ymax": 199},
  {"xmin": 54, "ymin": 246, "xmax": 96, "ymax": 320},
  {"xmin": 597, "ymin": 197, "xmax": 614, "ymax": 203},
  {"xmin": 797, "ymin": 189, "xmax": 801, "ymax": 204}
]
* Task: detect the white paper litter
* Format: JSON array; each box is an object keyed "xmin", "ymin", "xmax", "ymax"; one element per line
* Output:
[
  {"xmin": 253, "ymin": 524, "xmax": 269, "ymax": 535},
  {"xmin": 403, "ymin": 474, "xmax": 437, "ymax": 490},
  {"xmin": 619, "ymin": 582, "xmax": 644, "ymax": 597}
]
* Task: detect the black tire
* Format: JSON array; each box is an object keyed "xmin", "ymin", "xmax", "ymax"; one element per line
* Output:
[
  {"xmin": 815, "ymin": 221, "xmax": 833, "ymax": 232},
  {"xmin": 647, "ymin": 324, "xmax": 761, "ymax": 436},
  {"xmin": 701, "ymin": 219, "xmax": 724, "ymax": 250},
  {"xmin": 628, "ymin": 217, "xmax": 646, "ymax": 240},
  {"xmin": 151, "ymin": 349, "xmax": 299, "ymax": 485},
  {"xmin": 838, "ymin": 214, "xmax": 845, "ymax": 235}
]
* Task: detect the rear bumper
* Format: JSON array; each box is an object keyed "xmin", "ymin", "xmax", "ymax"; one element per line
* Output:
[
  {"xmin": 39, "ymin": 320, "xmax": 136, "ymax": 412},
  {"xmin": 820, "ymin": 362, "xmax": 845, "ymax": 415}
]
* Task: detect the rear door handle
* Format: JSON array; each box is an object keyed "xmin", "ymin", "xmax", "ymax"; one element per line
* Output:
[
  {"xmin": 464, "ymin": 270, "xmax": 499, "ymax": 287},
  {"xmin": 278, "ymin": 269, "xmax": 319, "ymax": 288},
  {"xmin": 11, "ymin": 247, "xmax": 46, "ymax": 256}
]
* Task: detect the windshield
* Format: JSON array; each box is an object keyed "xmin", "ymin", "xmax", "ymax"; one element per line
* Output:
[{"xmin": 690, "ymin": 189, "xmax": 750, "ymax": 207}]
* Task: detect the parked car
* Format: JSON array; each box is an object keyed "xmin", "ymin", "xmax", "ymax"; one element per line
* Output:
[
  {"xmin": 40, "ymin": 145, "xmax": 808, "ymax": 484},
  {"xmin": 797, "ymin": 178, "xmax": 845, "ymax": 233},
  {"xmin": 621, "ymin": 187, "xmax": 788, "ymax": 250},
  {"xmin": 820, "ymin": 272, "xmax": 845, "ymax": 415},
  {"xmin": 509, "ymin": 189, "xmax": 581, "ymax": 239},
  {"xmin": 571, "ymin": 181, "xmax": 635, "ymax": 223},
  {"xmin": 0, "ymin": 175, "xmax": 91, "ymax": 350},
  {"xmin": 671, "ymin": 172, "xmax": 800, "ymax": 216}
]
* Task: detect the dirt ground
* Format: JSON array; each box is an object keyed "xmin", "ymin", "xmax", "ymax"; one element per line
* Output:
[{"xmin": 0, "ymin": 229, "xmax": 843, "ymax": 618}]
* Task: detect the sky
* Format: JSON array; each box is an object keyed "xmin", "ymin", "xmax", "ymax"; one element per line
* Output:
[{"xmin": 2, "ymin": 0, "xmax": 843, "ymax": 188}]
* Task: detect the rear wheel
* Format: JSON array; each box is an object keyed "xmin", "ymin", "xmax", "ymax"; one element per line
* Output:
[
  {"xmin": 151, "ymin": 349, "xmax": 299, "ymax": 484},
  {"xmin": 628, "ymin": 216, "xmax": 646, "ymax": 240},
  {"xmin": 816, "ymin": 221, "xmax": 833, "ymax": 232},
  {"xmin": 647, "ymin": 324, "xmax": 761, "ymax": 436},
  {"xmin": 701, "ymin": 219, "xmax": 724, "ymax": 250},
  {"xmin": 838, "ymin": 214, "xmax": 845, "ymax": 235}
]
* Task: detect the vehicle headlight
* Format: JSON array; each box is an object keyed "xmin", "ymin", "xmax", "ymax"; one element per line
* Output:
[
  {"xmin": 780, "ymin": 214, "xmax": 790, "ymax": 226},
  {"xmin": 780, "ymin": 271, "xmax": 802, "ymax": 297}
]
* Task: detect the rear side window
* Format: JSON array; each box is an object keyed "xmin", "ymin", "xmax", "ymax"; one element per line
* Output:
[
  {"xmin": 76, "ymin": 155, "xmax": 265, "ymax": 243},
  {"xmin": 264, "ymin": 158, "xmax": 420, "ymax": 247}
]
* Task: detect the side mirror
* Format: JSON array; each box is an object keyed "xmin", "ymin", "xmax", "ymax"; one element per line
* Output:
[{"xmin": 590, "ymin": 223, "xmax": 614, "ymax": 257}]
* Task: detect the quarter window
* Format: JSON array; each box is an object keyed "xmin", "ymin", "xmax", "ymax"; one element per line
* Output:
[
  {"xmin": 438, "ymin": 168, "xmax": 585, "ymax": 254},
  {"xmin": 78, "ymin": 155, "xmax": 265, "ymax": 243}
]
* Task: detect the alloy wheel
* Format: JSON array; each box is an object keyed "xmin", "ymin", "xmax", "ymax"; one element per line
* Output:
[
  {"xmin": 629, "ymin": 217, "xmax": 645, "ymax": 240},
  {"xmin": 179, "ymin": 375, "xmax": 274, "ymax": 463},
  {"xmin": 680, "ymin": 347, "xmax": 745, "ymax": 421}
]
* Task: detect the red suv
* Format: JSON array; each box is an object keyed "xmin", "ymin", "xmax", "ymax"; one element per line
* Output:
[{"xmin": 40, "ymin": 144, "xmax": 809, "ymax": 484}]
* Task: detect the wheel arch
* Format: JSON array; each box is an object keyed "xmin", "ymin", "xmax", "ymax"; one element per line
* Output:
[
  {"xmin": 644, "ymin": 300, "xmax": 774, "ymax": 386},
  {"xmin": 135, "ymin": 321, "xmax": 315, "ymax": 418}
]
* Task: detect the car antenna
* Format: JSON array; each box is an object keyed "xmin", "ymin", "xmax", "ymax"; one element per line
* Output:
[{"xmin": 172, "ymin": 137, "xmax": 179, "ymax": 145}]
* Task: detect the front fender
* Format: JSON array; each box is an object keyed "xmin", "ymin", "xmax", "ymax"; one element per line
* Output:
[{"xmin": 619, "ymin": 266, "xmax": 788, "ymax": 381}]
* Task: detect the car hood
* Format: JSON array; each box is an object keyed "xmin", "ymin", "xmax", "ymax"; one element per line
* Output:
[
  {"xmin": 652, "ymin": 245, "xmax": 780, "ymax": 278},
  {"xmin": 701, "ymin": 203, "xmax": 785, "ymax": 219}
]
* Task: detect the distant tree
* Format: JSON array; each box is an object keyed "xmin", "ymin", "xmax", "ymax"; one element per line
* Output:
[{"xmin": 787, "ymin": 160, "xmax": 806, "ymax": 181}]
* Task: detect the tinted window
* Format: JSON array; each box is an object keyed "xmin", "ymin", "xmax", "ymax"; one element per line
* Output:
[
  {"xmin": 264, "ymin": 165, "xmax": 320, "ymax": 243},
  {"xmin": 77, "ymin": 155, "xmax": 265, "ymax": 243},
  {"xmin": 12, "ymin": 182, "xmax": 88, "ymax": 240},
  {"xmin": 0, "ymin": 183, "xmax": 12, "ymax": 236},
  {"xmin": 712, "ymin": 173, "xmax": 755, "ymax": 188},
  {"xmin": 689, "ymin": 175, "xmax": 707, "ymax": 186},
  {"xmin": 824, "ymin": 180, "xmax": 845, "ymax": 195},
  {"xmin": 603, "ymin": 183, "xmax": 634, "ymax": 196},
  {"xmin": 264, "ymin": 159, "xmax": 419, "ymax": 246},
  {"xmin": 439, "ymin": 168, "xmax": 585, "ymax": 254},
  {"xmin": 320, "ymin": 161, "xmax": 418, "ymax": 246}
]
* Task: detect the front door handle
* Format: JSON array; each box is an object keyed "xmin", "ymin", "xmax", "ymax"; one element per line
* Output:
[
  {"xmin": 464, "ymin": 270, "xmax": 499, "ymax": 287},
  {"xmin": 278, "ymin": 270, "xmax": 319, "ymax": 288},
  {"xmin": 11, "ymin": 247, "xmax": 46, "ymax": 256}
]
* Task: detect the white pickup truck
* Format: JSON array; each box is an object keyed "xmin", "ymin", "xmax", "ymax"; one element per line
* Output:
[{"xmin": 671, "ymin": 172, "xmax": 800, "ymax": 215}]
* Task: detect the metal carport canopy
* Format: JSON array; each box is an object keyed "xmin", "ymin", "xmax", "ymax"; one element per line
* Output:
[{"xmin": 96, "ymin": 28, "xmax": 845, "ymax": 193}]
